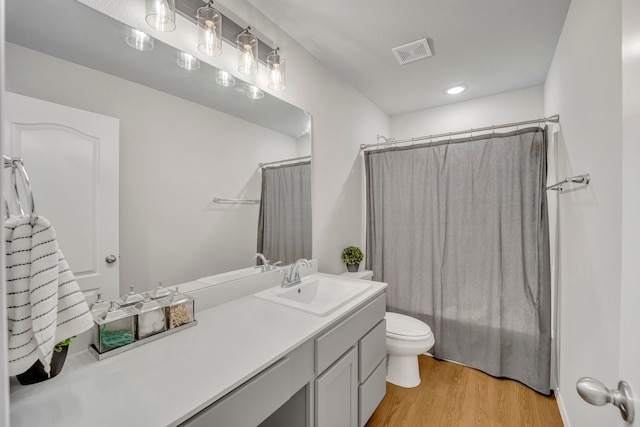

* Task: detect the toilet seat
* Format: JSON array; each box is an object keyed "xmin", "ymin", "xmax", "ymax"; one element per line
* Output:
[{"xmin": 385, "ymin": 312, "xmax": 433, "ymax": 341}]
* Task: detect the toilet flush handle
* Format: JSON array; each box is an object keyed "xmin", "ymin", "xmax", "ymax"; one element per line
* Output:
[{"xmin": 576, "ymin": 377, "xmax": 634, "ymax": 422}]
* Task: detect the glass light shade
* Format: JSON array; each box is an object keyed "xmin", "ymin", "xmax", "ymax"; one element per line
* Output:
[
  {"xmin": 237, "ymin": 29, "xmax": 258, "ymax": 76},
  {"xmin": 145, "ymin": 0, "xmax": 176, "ymax": 32},
  {"xmin": 125, "ymin": 28, "xmax": 154, "ymax": 51},
  {"xmin": 267, "ymin": 51, "xmax": 285, "ymax": 90},
  {"xmin": 177, "ymin": 51, "xmax": 200, "ymax": 71},
  {"xmin": 246, "ymin": 85, "xmax": 264, "ymax": 100},
  {"xmin": 197, "ymin": 5, "xmax": 222, "ymax": 57},
  {"xmin": 216, "ymin": 70, "xmax": 236, "ymax": 87}
]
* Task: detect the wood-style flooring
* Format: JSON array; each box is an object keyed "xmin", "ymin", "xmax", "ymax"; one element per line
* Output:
[{"xmin": 366, "ymin": 355, "xmax": 563, "ymax": 427}]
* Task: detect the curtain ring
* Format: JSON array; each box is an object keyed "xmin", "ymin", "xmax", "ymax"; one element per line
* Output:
[
  {"xmin": 491, "ymin": 125, "xmax": 495, "ymax": 136},
  {"xmin": 470, "ymin": 128, "xmax": 474, "ymax": 137}
]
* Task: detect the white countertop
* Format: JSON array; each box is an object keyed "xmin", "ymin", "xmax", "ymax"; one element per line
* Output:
[{"xmin": 9, "ymin": 274, "xmax": 386, "ymax": 427}]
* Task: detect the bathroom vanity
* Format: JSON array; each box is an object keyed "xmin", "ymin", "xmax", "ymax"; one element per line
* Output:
[{"xmin": 8, "ymin": 270, "xmax": 387, "ymax": 427}]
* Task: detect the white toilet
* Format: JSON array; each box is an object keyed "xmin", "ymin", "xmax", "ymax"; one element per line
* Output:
[
  {"xmin": 385, "ymin": 311, "xmax": 434, "ymax": 388},
  {"xmin": 340, "ymin": 270, "xmax": 435, "ymax": 388}
]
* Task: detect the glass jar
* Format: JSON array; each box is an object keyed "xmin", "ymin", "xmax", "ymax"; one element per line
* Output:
[
  {"xmin": 133, "ymin": 293, "xmax": 167, "ymax": 339},
  {"xmin": 164, "ymin": 287, "xmax": 195, "ymax": 329},
  {"xmin": 93, "ymin": 302, "xmax": 136, "ymax": 353}
]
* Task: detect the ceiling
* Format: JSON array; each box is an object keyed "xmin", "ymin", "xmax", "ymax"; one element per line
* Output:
[{"xmin": 248, "ymin": 0, "xmax": 572, "ymax": 116}]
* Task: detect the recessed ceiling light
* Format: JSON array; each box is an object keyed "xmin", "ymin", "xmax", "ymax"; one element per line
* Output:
[{"xmin": 446, "ymin": 85, "xmax": 466, "ymax": 95}]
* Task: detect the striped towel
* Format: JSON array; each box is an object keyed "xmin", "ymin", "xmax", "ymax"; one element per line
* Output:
[{"xmin": 5, "ymin": 215, "xmax": 94, "ymax": 376}]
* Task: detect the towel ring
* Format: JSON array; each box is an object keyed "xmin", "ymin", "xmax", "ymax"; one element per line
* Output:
[{"xmin": 10, "ymin": 159, "xmax": 37, "ymax": 224}]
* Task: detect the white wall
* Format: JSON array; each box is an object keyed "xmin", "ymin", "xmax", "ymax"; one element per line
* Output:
[
  {"xmin": 544, "ymin": 0, "xmax": 623, "ymax": 425},
  {"xmin": 391, "ymin": 86, "xmax": 544, "ymax": 138},
  {"xmin": 78, "ymin": 0, "xmax": 391, "ymax": 275},
  {"xmin": 6, "ymin": 43, "xmax": 301, "ymax": 292}
]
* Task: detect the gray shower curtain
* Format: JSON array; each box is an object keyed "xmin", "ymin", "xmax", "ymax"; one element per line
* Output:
[
  {"xmin": 365, "ymin": 127, "xmax": 551, "ymax": 394},
  {"xmin": 257, "ymin": 161, "xmax": 312, "ymax": 266}
]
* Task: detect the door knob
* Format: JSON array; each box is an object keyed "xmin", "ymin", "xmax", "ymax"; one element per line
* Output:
[
  {"xmin": 105, "ymin": 254, "xmax": 118, "ymax": 264},
  {"xmin": 576, "ymin": 377, "xmax": 634, "ymax": 422}
]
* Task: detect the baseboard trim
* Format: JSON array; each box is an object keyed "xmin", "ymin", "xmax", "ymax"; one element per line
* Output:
[{"xmin": 555, "ymin": 387, "xmax": 571, "ymax": 427}]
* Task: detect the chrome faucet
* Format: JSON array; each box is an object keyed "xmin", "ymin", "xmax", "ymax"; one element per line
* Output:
[
  {"xmin": 281, "ymin": 258, "xmax": 311, "ymax": 287},
  {"xmin": 254, "ymin": 253, "xmax": 281, "ymax": 272},
  {"xmin": 255, "ymin": 253, "xmax": 270, "ymax": 272}
]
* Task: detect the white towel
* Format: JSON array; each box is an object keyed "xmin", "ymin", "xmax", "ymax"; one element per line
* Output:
[{"xmin": 5, "ymin": 215, "xmax": 94, "ymax": 376}]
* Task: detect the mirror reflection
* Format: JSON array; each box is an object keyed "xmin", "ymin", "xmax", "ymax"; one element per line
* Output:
[{"xmin": 4, "ymin": 0, "xmax": 312, "ymax": 294}]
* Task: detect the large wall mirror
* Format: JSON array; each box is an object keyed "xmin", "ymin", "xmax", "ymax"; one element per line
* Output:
[{"xmin": 4, "ymin": 0, "xmax": 312, "ymax": 294}]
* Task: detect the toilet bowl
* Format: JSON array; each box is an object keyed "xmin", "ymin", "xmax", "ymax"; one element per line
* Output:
[{"xmin": 385, "ymin": 312, "xmax": 434, "ymax": 388}]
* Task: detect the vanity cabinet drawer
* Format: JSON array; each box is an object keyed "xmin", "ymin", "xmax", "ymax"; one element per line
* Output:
[
  {"xmin": 358, "ymin": 319, "xmax": 386, "ymax": 383},
  {"xmin": 315, "ymin": 294, "xmax": 386, "ymax": 374},
  {"xmin": 359, "ymin": 358, "xmax": 386, "ymax": 427},
  {"xmin": 180, "ymin": 357, "xmax": 291, "ymax": 427}
]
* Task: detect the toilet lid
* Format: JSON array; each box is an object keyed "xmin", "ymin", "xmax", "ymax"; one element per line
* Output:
[{"xmin": 385, "ymin": 312, "xmax": 432, "ymax": 338}]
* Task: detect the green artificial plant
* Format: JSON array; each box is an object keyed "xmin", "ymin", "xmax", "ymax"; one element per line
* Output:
[
  {"xmin": 54, "ymin": 337, "xmax": 74, "ymax": 353},
  {"xmin": 341, "ymin": 246, "xmax": 364, "ymax": 265}
]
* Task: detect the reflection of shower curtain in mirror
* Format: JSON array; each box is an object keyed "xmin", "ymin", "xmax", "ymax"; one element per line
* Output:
[
  {"xmin": 258, "ymin": 161, "xmax": 312, "ymax": 265},
  {"xmin": 365, "ymin": 127, "xmax": 551, "ymax": 394}
]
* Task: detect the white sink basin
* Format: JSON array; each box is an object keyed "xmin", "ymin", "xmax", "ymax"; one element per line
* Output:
[{"xmin": 254, "ymin": 273, "xmax": 372, "ymax": 316}]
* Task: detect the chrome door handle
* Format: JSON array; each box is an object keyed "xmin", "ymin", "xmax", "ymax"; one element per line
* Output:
[
  {"xmin": 577, "ymin": 377, "xmax": 634, "ymax": 422},
  {"xmin": 105, "ymin": 254, "xmax": 118, "ymax": 264}
]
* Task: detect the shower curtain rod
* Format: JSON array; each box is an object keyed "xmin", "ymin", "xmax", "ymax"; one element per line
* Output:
[
  {"xmin": 360, "ymin": 114, "xmax": 560, "ymax": 150},
  {"xmin": 258, "ymin": 155, "xmax": 311, "ymax": 168}
]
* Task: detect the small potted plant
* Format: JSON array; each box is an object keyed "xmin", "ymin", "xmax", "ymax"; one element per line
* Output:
[
  {"xmin": 342, "ymin": 246, "xmax": 364, "ymax": 272},
  {"xmin": 16, "ymin": 337, "xmax": 73, "ymax": 385}
]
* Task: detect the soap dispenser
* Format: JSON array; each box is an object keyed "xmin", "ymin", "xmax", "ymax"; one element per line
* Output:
[
  {"xmin": 133, "ymin": 293, "xmax": 167, "ymax": 339},
  {"xmin": 164, "ymin": 287, "xmax": 195, "ymax": 329},
  {"xmin": 93, "ymin": 301, "xmax": 136, "ymax": 353}
]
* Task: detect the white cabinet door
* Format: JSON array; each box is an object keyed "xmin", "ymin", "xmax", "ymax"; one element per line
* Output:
[
  {"xmin": 2, "ymin": 92, "xmax": 120, "ymax": 302},
  {"xmin": 315, "ymin": 346, "xmax": 358, "ymax": 427}
]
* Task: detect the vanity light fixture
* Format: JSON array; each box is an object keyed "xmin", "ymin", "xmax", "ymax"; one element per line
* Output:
[
  {"xmin": 216, "ymin": 70, "xmax": 236, "ymax": 87},
  {"xmin": 146, "ymin": 0, "xmax": 176, "ymax": 32},
  {"xmin": 197, "ymin": 1, "xmax": 222, "ymax": 57},
  {"xmin": 177, "ymin": 51, "xmax": 200, "ymax": 71},
  {"xmin": 237, "ymin": 27, "xmax": 258, "ymax": 76},
  {"xmin": 246, "ymin": 85, "xmax": 264, "ymax": 100},
  {"xmin": 446, "ymin": 85, "xmax": 466, "ymax": 95},
  {"xmin": 125, "ymin": 28, "xmax": 154, "ymax": 51},
  {"xmin": 267, "ymin": 48, "xmax": 286, "ymax": 90}
]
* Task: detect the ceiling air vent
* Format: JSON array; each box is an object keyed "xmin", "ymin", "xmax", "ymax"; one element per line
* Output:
[{"xmin": 391, "ymin": 38, "xmax": 433, "ymax": 65}]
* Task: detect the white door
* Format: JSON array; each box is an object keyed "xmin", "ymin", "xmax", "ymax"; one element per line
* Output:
[
  {"xmin": 578, "ymin": 2, "xmax": 640, "ymax": 425},
  {"xmin": 617, "ymin": 0, "xmax": 640, "ymax": 424},
  {"xmin": 2, "ymin": 92, "xmax": 120, "ymax": 302}
]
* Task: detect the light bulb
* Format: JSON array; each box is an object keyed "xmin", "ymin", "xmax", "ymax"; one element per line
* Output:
[
  {"xmin": 267, "ymin": 51, "xmax": 285, "ymax": 90},
  {"xmin": 197, "ymin": 5, "xmax": 221, "ymax": 57},
  {"xmin": 237, "ymin": 29, "xmax": 258, "ymax": 76}
]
